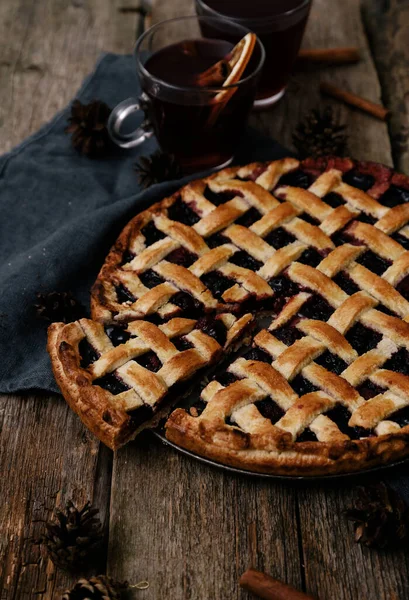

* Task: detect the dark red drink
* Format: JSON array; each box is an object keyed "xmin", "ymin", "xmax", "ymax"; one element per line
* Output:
[
  {"xmin": 196, "ymin": 0, "xmax": 312, "ymax": 107},
  {"xmin": 140, "ymin": 39, "xmax": 260, "ymax": 172}
]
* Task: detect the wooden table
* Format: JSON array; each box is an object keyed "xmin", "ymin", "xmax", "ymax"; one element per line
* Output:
[{"xmin": 2, "ymin": 1, "xmax": 409, "ymax": 598}]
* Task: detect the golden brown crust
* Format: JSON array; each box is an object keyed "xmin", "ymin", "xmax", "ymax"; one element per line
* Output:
[
  {"xmin": 47, "ymin": 314, "xmax": 254, "ymax": 450},
  {"xmin": 52, "ymin": 156, "xmax": 409, "ymax": 474},
  {"xmin": 165, "ymin": 409, "xmax": 409, "ymax": 476}
]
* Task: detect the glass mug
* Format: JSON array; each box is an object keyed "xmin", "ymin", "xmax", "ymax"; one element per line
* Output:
[
  {"xmin": 195, "ymin": 0, "xmax": 312, "ymax": 108},
  {"xmin": 108, "ymin": 16, "xmax": 265, "ymax": 173}
]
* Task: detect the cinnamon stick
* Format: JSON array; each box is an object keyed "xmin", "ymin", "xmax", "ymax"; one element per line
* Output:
[
  {"xmin": 298, "ymin": 47, "xmax": 360, "ymax": 65},
  {"xmin": 239, "ymin": 569, "xmax": 316, "ymax": 600},
  {"xmin": 320, "ymin": 81, "xmax": 390, "ymax": 121},
  {"xmin": 195, "ymin": 59, "xmax": 232, "ymax": 87}
]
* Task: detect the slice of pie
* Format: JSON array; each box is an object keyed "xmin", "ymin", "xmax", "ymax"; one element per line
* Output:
[
  {"xmin": 49, "ymin": 156, "xmax": 409, "ymax": 474},
  {"xmin": 48, "ymin": 314, "xmax": 253, "ymax": 449}
]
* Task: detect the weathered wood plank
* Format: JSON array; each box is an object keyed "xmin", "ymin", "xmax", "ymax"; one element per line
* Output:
[
  {"xmin": 108, "ymin": 2, "xmax": 405, "ymax": 600},
  {"xmin": 0, "ymin": 0, "xmax": 143, "ymax": 155},
  {"xmin": 151, "ymin": 0, "xmax": 393, "ymax": 167},
  {"xmin": 362, "ymin": 0, "xmax": 409, "ymax": 173},
  {"xmin": 298, "ymin": 484, "xmax": 409, "ymax": 600},
  {"xmin": 0, "ymin": 1, "xmax": 139, "ymax": 598},
  {"xmin": 108, "ymin": 435, "xmax": 302, "ymax": 599},
  {"xmin": 252, "ymin": 0, "xmax": 393, "ymax": 166},
  {"xmin": 0, "ymin": 393, "xmax": 112, "ymax": 599}
]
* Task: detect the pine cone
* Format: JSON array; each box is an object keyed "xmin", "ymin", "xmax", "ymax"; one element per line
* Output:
[
  {"xmin": 35, "ymin": 291, "xmax": 85, "ymax": 324},
  {"xmin": 62, "ymin": 575, "xmax": 127, "ymax": 600},
  {"xmin": 65, "ymin": 100, "xmax": 112, "ymax": 158},
  {"xmin": 41, "ymin": 500, "xmax": 103, "ymax": 571},
  {"xmin": 134, "ymin": 150, "xmax": 183, "ymax": 188},
  {"xmin": 293, "ymin": 106, "xmax": 348, "ymax": 158},
  {"xmin": 345, "ymin": 482, "xmax": 409, "ymax": 549}
]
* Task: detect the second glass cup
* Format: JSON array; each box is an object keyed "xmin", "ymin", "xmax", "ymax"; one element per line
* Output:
[
  {"xmin": 195, "ymin": 0, "xmax": 312, "ymax": 108},
  {"xmin": 108, "ymin": 16, "xmax": 265, "ymax": 173}
]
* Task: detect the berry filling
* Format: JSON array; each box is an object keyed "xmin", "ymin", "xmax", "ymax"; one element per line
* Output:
[
  {"xmin": 139, "ymin": 270, "xmax": 165, "ymax": 289},
  {"xmin": 79, "ymin": 338, "xmax": 99, "ymax": 368},
  {"xmin": 229, "ymin": 250, "xmax": 263, "ymax": 271},
  {"xmin": 342, "ymin": 170, "xmax": 375, "ymax": 191},
  {"xmin": 345, "ymin": 323, "xmax": 382, "ymax": 354},
  {"xmin": 277, "ymin": 169, "xmax": 312, "ymax": 189},
  {"xmin": 196, "ymin": 316, "xmax": 227, "ymax": 346},
  {"xmin": 166, "ymin": 247, "xmax": 198, "ymax": 268},
  {"xmin": 331, "ymin": 228, "xmax": 351, "ymax": 247},
  {"xmin": 333, "ymin": 272, "xmax": 360, "ymax": 295},
  {"xmin": 189, "ymin": 399, "xmax": 207, "ymax": 417},
  {"xmin": 323, "ymin": 192, "xmax": 344, "ymax": 208},
  {"xmin": 296, "ymin": 429, "xmax": 318, "ymax": 442},
  {"xmin": 129, "ymin": 404, "xmax": 154, "ymax": 429},
  {"xmin": 243, "ymin": 347, "xmax": 272, "ymax": 363},
  {"xmin": 121, "ymin": 249, "xmax": 135, "ymax": 265},
  {"xmin": 217, "ymin": 371, "xmax": 238, "ymax": 386},
  {"xmin": 390, "ymin": 406, "xmax": 409, "ymax": 428},
  {"xmin": 235, "ymin": 207, "xmax": 262, "ymax": 227},
  {"xmin": 141, "ymin": 221, "xmax": 166, "ymax": 245},
  {"xmin": 379, "ymin": 185, "xmax": 409, "ymax": 208},
  {"xmin": 264, "ymin": 227, "xmax": 296, "ymax": 249},
  {"xmin": 167, "ymin": 197, "xmax": 200, "ymax": 225},
  {"xmin": 315, "ymin": 351, "xmax": 347, "ymax": 375},
  {"xmin": 299, "ymin": 295, "xmax": 334, "ymax": 320},
  {"xmin": 397, "ymin": 275, "xmax": 409, "ymax": 301},
  {"xmin": 200, "ymin": 271, "xmax": 233, "ymax": 299},
  {"xmin": 392, "ymin": 232, "xmax": 409, "ymax": 250},
  {"xmin": 116, "ymin": 284, "xmax": 136, "ymax": 304},
  {"xmin": 291, "ymin": 375, "xmax": 319, "ymax": 396},
  {"xmin": 383, "ymin": 348, "xmax": 409, "ymax": 376},
  {"xmin": 255, "ymin": 399, "xmax": 285, "ymax": 423},
  {"xmin": 135, "ymin": 351, "xmax": 162, "ymax": 372},
  {"xmin": 297, "ymin": 248, "xmax": 324, "ymax": 268},
  {"xmin": 356, "ymin": 250, "xmax": 391, "ymax": 275},
  {"xmin": 94, "ymin": 373, "xmax": 129, "ymax": 395},
  {"xmin": 325, "ymin": 405, "xmax": 372, "ymax": 439},
  {"xmin": 206, "ymin": 232, "xmax": 230, "ymax": 248},
  {"xmin": 358, "ymin": 213, "xmax": 377, "ymax": 225},
  {"xmin": 376, "ymin": 304, "xmax": 396, "ymax": 317},
  {"xmin": 204, "ymin": 186, "xmax": 238, "ymax": 206},
  {"xmin": 105, "ymin": 325, "xmax": 131, "ymax": 347},
  {"xmin": 173, "ymin": 337, "xmax": 194, "ymax": 352},
  {"xmin": 301, "ymin": 213, "xmax": 320, "ymax": 226},
  {"xmin": 273, "ymin": 323, "xmax": 303, "ymax": 346},
  {"xmin": 268, "ymin": 275, "xmax": 299, "ymax": 297},
  {"xmin": 356, "ymin": 380, "xmax": 386, "ymax": 400},
  {"xmin": 171, "ymin": 291, "xmax": 203, "ymax": 315}
]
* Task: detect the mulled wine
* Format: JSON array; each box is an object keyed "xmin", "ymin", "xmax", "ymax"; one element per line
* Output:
[
  {"xmin": 107, "ymin": 16, "xmax": 264, "ymax": 173},
  {"xmin": 196, "ymin": 0, "xmax": 312, "ymax": 107},
  {"xmin": 140, "ymin": 38, "xmax": 260, "ymax": 172}
]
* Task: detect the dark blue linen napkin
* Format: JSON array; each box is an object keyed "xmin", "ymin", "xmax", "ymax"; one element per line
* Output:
[{"xmin": 0, "ymin": 52, "xmax": 289, "ymax": 394}]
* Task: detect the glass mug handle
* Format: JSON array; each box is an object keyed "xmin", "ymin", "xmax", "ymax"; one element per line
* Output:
[{"xmin": 107, "ymin": 97, "xmax": 154, "ymax": 148}]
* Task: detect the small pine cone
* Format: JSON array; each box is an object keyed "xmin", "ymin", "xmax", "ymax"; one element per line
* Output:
[
  {"xmin": 62, "ymin": 575, "xmax": 127, "ymax": 600},
  {"xmin": 65, "ymin": 99, "xmax": 112, "ymax": 158},
  {"xmin": 41, "ymin": 500, "xmax": 103, "ymax": 571},
  {"xmin": 35, "ymin": 291, "xmax": 85, "ymax": 324},
  {"xmin": 293, "ymin": 106, "xmax": 348, "ymax": 158},
  {"xmin": 345, "ymin": 482, "xmax": 409, "ymax": 549},
  {"xmin": 134, "ymin": 150, "xmax": 183, "ymax": 188}
]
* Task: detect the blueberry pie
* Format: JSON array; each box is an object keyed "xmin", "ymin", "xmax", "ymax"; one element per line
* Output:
[
  {"xmin": 49, "ymin": 156, "xmax": 409, "ymax": 474},
  {"xmin": 48, "ymin": 314, "xmax": 253, "ymax": 449}
]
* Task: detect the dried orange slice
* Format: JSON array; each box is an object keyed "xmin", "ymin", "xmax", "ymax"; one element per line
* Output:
[{"xmin": 203, "ymin": 33, "xmax": 257, "ymax": 125}]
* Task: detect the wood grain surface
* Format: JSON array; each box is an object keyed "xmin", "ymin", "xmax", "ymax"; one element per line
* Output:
[
  {"xmin": 362, "ymin": 0, "xmax": 409, "ymax": 173},
  {"xmin": 1, "ymin": 0, "xmax": 409, "ymax": 599}
]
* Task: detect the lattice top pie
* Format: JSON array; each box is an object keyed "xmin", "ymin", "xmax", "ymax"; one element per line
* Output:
[{"xmin": 49, "ymin": 156, "xmax": 409, "ymax": 475}]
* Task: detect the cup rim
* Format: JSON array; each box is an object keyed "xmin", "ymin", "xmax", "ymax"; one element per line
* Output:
[
  {"xmin": 195, "ymin": 0, "xmax": 311, "ymax": 24},
  {"xmin": 134, "ymin": 15, "xmax": 265, "ymax": 93}
]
